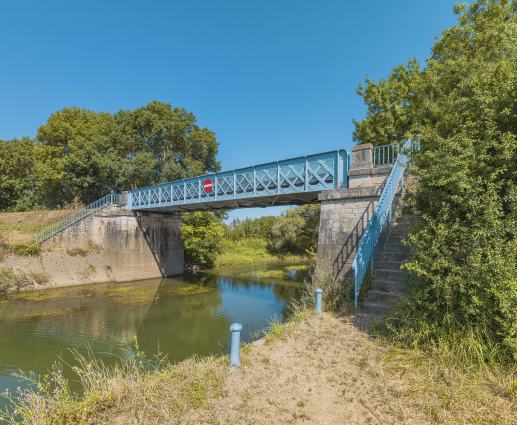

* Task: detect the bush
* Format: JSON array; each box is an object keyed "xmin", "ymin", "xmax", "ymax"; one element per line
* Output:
[
  {"xmin": 29, "ymin": 271, "xmax": 50, "ymax": 286},
  {"xmin": 9, "ymin": 242, "xmax": 40, "ymax": 257},
  {"xmin": 0, "ymin": 267, "xmax": 32, "ymax": 291},
  {"xmin": 181, "ymin": 211, "xmax": 224, "ymax": 266},
  {"xmin": 270, "ymin": 205, "xmax": 320, "ymax": 252},
  {"xmin": 352, "ymin": 0, "xmax": 517, "ymax": 361},
  {"xmin": 290, "ymin": 268, "xmax": 359, "ymax": 315}
]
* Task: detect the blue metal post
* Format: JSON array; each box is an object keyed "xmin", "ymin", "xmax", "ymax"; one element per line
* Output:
[
  {"xmin": 315, "ymin": 288, "xmax": 322, "ymax": 315},
  {"xmin": 229, "ymin": 323, "xmax": 242, "ymax": 371}
]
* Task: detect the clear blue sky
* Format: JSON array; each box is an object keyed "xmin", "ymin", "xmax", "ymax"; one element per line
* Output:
[{"xmin": 1, "ymin": 0, "xmax": 460, "ymax": 221}]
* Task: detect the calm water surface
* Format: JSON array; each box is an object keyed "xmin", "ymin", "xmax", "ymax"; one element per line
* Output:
[{"xmin": 0, "ymin": 261, "xmax": 312, "ymax": 412}]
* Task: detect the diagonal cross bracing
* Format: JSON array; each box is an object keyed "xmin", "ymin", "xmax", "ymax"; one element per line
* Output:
[{"xmin": 128, "ymin": 149, "xmax": 349, "ymax": 213}]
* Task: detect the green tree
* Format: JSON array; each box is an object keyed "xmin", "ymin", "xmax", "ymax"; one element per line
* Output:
[
  {"xmin": 353, "ymin": 59, "xmax": 422, "ymax": 147},
  {"xmin": 34, "ymin": 107, "xmax": 123, "ymax": 208},
  {"xmin": 0, "ymin": 137, "xmax": 38, "ymax": 212},
  {"xmin": 270, "ymin": 205, "xmax": 320, "ymax": 252},
  {"xmin": 113, "ymin": 100, "xmax": 220, "ymax": 189},
  {"xmin": 181, "ymin": 211, "xmax": 224, "ymax": 266},
  {"xmin": 354, "ymin": 0, "xmax": 517, "ymax": 356}
]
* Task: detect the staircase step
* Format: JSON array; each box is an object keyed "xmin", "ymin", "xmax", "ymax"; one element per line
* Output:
[
  {"xmin": 366, "ymin": 290, "xmax": 400, "ymax": 303},
  {"xmin": 378, "ymin": 260, "xmax": 405, "ymax": 271},
  {"xmin": 389, "ymin": 229, "xmax": 409, "ymax": 237},
  {"xmin": 386, "ymin": 235, "xmax": 408, "ymax": 244},
  {"xmin": 372, "ymin": 279, "xmax": 407, "ymax": 294},
  {"xmin": 380, "ymin": 251, "xmax": 407, "ymax": 262},
  {"xmin": 383, "ymin": 243, "xmax": 410, "ymax": 253},
  {"xmin": 362, "ymin": 302, "xmax": 392, "ymax": 315},
  {"xmin": 375, "ymin": 268, "xmax": 408, "ymax": 281}
]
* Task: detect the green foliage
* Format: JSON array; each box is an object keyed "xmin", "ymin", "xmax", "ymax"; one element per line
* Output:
[
  {"xmin": 0, "ymin": 137, "xmax": 39, "ymax": 212},
  {"xmin": 270, "ymin": 204, "xmax": 320, "ymax": 252},
  {"xmin": 224, "ymin": 216, "xmax": 275, "ymax": 240},
  {"xmin": 354, "ymin": 0, "xmax": 517, "ymax": 357},
  {"xmin": 9, "ymin": 243, "xmax": 40, "ymax": 257},
  {"xmin": 1, "ymin": 101, "xmax": 219, "ymax": 211},
  {"xmin": 34, "ymin": 107, "xmax": 122, "ymax": 208},
  {"xmin": 182, "ymin": 211, "xmax": 224, "ymax": 266},
  {"xmin": 353, "ymin": 59, "xmax": 421, "ymax": 147},
  {"xmin": 113, "ymin": 100, "xmax": 220, "ymax": 190}
]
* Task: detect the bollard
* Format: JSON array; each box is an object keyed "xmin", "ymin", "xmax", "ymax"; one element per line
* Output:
[
  {"xmin": 69, "ymin": 243, "xmax": 72, "ymax": 250},
  {"xmin": 315, "ymin": 288, "xmax": 322, "ymax": 316},
  {"xmin": 99, "ymin": 242, "xmax": 102, "ymax": 249},
  {"xmin": 229, "ymin": 323, "xmax": 242, "ymax": 371}
]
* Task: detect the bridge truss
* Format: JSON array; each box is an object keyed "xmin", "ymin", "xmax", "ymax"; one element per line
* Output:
[{"xmin": 128, "ymin": 150, "xmax": 349, "ymax": 213}]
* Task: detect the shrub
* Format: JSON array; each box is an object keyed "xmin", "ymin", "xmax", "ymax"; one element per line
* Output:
[
  {"xmin": 9, "ymin": 242, "xmax": 40, "ymax": 257},
  {"xmin": 0, "ymin": 267, "xmax": 32, "ymax": 291},
  {"xmin": 181, "ymin": 211, "xmax": 224, "ymax": 266},
  {"xmin": 29, "ymin": 271, "xmax": 50, "ymax": 286}
]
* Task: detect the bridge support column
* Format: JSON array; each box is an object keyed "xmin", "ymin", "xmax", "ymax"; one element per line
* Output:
[{"xmin": 316, "ymin": 144, "xmax": 394, "ymax": 282}]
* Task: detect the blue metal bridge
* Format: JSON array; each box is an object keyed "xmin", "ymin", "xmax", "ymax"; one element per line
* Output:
[{"xmin": 128, "ymin": 150, "xmax": 350, "ymax": 213}]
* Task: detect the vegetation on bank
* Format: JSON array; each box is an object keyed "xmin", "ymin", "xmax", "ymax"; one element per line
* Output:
[
  {"xmin": 184, "ymin": 205, "xmax": 320, "ymax": 267},
  {"xmin": 1, "ymin": 271, "xmax": 515, "ymax": 423},
  {"xmin": 354, "ymin": 0, "xmax": 517, "ymax": 361}
]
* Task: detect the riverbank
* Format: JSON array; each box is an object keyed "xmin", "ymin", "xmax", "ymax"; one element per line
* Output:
[
  {"xmin": 215, "ymin": 238, "xmax": 311, "ymax": 266},
  {"xmin": 3, "ymin": 309, "xmax": 514, "ymax": 424}
]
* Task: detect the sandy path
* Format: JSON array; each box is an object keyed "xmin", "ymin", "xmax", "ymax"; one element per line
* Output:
[{"xmin": 211, "ymin": 313, "xmax": 429, "ymax": 424}]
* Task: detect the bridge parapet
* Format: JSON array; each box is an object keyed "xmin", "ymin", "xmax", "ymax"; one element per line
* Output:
[{"xmin": 127, "ymin": 149, "xmax": 349, "ymax": 213}]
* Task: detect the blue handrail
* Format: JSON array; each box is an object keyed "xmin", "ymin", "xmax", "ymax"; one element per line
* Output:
[
  {"xmin": 34, "ymin": 194, "xmax": 123, "ymax": 244},
  {"xmin": 352, "ymin": 138, "xmax": 416, "ymax": 308},
  {"xmin": 373, "ymin": 139, "xmax": 419, "ymax": 167}
]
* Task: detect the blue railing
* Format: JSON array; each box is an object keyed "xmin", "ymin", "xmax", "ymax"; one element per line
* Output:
[
  {"xmin": 129, "ymin": 150, "xmax": 349, "ymax": 212},
  {"xmin": 352, "ymin": 138, "xmax": 416, "ymax": 308},
  {"xmin": 34, "ymin": 194, "xmax": 123, "ymax": 244},
  {"xmin": 373, "ymin": 139, "xmax": 419, "ymax": 167}
]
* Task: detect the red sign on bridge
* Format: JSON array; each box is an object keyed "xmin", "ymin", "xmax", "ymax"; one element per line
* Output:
[{"xmin": 204, "ymin": 178, "xmax": 213, "ymax": 193}]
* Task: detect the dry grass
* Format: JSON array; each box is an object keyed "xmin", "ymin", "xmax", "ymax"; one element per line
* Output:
[
  {"xmin": 0, "ymin": 266, "xmax": 50, "ymax": 291},
  {"xmin": 383, "ymin": 345, "xmax": 517, "ymax": 423},
  {"xmin": 2, "ymin": 312, "xmax": 515, "ymax": 424},
  {"xmin": 0, "ymin": 199, "xmax": 84, "ymax": 244}
]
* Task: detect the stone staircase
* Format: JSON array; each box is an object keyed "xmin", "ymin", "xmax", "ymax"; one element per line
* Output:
[{"xmin": 362, "ymin": 214, "xmax": 411, "ymax": 317}]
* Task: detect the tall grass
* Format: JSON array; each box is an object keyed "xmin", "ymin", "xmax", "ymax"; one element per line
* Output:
[{"xmin": 1, "ymin": 341, "xmax": 227, "ymax": 424}]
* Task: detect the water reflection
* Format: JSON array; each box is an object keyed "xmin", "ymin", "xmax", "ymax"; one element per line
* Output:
[{"xmin": 0, "ymin": 261, "xmax": 312, "ymax": 414}]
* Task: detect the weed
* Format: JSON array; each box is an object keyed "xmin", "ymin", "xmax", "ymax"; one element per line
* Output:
[
  {"xmin": 66, "ymin": 248, "xmax": 88, "ymax": 257},
  {"xmin": 0, "ymin": 341, "xmax": 227, "ymax": 424},
  {"xmin": 264, "ymin": 316, "xmax": 288, "ymax": 344},
  {"xmin": 78, "ymin": 264, "xmax": 97, "ymax": 280},
  {"xmin": 0, "ymin": 267, "xmax": 31, "ymax": 290},
  {"xmin": 29, "ymin": 271, "xmax": 51, "ymax": 286},
  {"xmin": 9, "ymin": 243, "xmax": 40, "ymax": 257}
]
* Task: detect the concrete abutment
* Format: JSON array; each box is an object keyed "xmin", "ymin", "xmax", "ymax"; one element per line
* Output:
[
  {"xmin": 316, "ymin": 143, "xmax": 399, "ymax": 281},
  {"xmin": 41, "ymin": 197, "xmax": 184, "ymax": 282}
]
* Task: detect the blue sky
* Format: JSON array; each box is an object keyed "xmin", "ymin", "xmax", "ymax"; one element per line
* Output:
[{"xmin": 1, "ymin": 0, "xmax": 460, "ymax": 221}]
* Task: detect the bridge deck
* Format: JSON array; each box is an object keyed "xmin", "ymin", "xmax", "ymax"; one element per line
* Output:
[{"xmin": 128, "ymin": 150, "xmax": 349, "ymax": 213}]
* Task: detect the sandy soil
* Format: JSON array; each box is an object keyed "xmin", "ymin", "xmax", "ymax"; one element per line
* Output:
[{"xmin": 211, "ymin": 313, "xmax": 430, "ymax": 425}]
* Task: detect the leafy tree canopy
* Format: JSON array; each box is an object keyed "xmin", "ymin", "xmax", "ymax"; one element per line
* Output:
[
  {"xmin": 270, "ymin": 204, "xmax": 321, "ymax": 252},
  {"xmin": 0, "ymin": 137, "xmax": 38, "ymax": 212},
  {"xmin": 2, "ymin": 100, "xmax": 221, "ymax": 210},
  {"xmin": 354, "ymin": 0, "xmax": 517, "ymax": 357}
]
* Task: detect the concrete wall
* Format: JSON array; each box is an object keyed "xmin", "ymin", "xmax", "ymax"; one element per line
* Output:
[
  {"xmin": 316, "ymin": 143, "xmax": 397, "ymax": 281},
  {"xmin": 41, "ymin": 202, "xmax": 183, "ymax": 282}
]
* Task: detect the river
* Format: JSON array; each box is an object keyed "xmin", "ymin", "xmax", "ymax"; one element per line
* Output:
[{"xmin": 0, "ymin": 261, "xmax": 312, "ymax": 415}]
